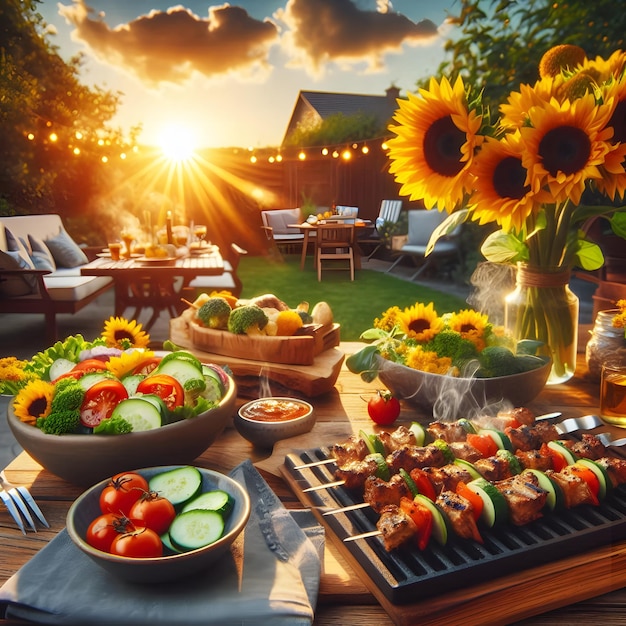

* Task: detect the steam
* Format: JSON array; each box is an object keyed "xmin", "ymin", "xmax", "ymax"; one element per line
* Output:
[{"xmin": 467, "ymin": 261, "xmax": 516, "ymax": 327}]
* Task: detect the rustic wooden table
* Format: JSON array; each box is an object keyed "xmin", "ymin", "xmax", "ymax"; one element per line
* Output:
[{"xmin": 3, "ymin": 345, "xmax": 626, "ymax": 625}]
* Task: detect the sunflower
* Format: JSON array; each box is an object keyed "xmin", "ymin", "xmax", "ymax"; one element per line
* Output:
[
  {"xmin": 106, "ymin": 349, "xmax": 155, "ymax": 379},
  {"xmin": 397, "ymin": 302, "xmax": 443, "ymax": 342},
  {"xmin": 519, "ymin": 93, "xmax": 614, "ymax": 205},
  {"xmin": 102, "ymin": 317, "xmax": 150, "ymax": 350},
  {"xmin": 499, "ymin": 76, "xmax": 561, "ymax": 129},
  {"xmin": 470, "ymin": 133, "xmax": 541, "ymax": 233},
  {"xmin": 447, "ymin": 309, "xmax": 490, "ymax": 351},
  {"xmin": 13, "ymin": 380, "xmax": 54, "ymax": 425},
  {"xmin": 613, "ymin": 299, "xmax": 626, "ymax": 332},
  {"xmin": 374, "ymin": 305, "xmax": 403, "ymax": 332},
  {"xmin": 387, "ymin": 75, "xmax": 483, "ymax": 212}
]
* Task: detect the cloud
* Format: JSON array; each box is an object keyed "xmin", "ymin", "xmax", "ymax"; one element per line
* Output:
[
  {"xmin": 275, "ymin": 0, "xmax": 440, "ymax": 75},
  {"xmin": 57, "ymin": 1, "xmax": 280, "ymax": 86}
]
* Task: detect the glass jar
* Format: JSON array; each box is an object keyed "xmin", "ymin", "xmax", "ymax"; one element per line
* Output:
[
  {"xmin": 505, "ymin": 263, "xmax": 579, "ymax": 385},
  {"xmin": 586, "ymin": 309, "xmax": 626, "ymax": 382}
]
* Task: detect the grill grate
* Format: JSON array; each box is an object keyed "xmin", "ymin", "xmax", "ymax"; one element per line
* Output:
[{"xmin": 285, "ymin": 447, "xmax": 626, "ymax": 604}]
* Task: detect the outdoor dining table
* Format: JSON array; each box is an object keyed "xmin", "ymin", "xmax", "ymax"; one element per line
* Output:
[
  {"xmin": 3, "ymin": 346, "xmax": 626, "ymax": 624},
  {"xmin": 80, "ymin": 248, "xmax": 225, "ymax": 330},
  {"xmin": 289, "ymin": 220, "xmax": 373, "ymax": 271}
]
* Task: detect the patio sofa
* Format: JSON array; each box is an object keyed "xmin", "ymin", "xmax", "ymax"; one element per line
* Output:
[
  {"xmin": 260, "ymin": 208, "xmax": 305, "ymax": 254},
  {"xmin": 0, "ymin": 214, "xmax": 113, "ymax": 342}
]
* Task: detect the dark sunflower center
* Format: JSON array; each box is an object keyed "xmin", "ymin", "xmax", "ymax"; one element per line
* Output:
[
  {"xmin": 29, "ymin": 397, "xmax": 48, "ymax": 418},
  {"xmin": 423, "ymin": 116, "xmax": 465, "ymax": 177},
  {"xmin": 459, "ymin": 323, "xmax": 477, "ymax": 333},
  {"xmin": 538, "ymin": 125, "xmax": 591, "ymax": 176},
  {"xmin": 408, "ymin": 319, "xmax": 431, "ymax": 334},
  {"xmin": 493, "ymin": 156, "xmax": 530, "ymax": 199},
  {"xmin": 114, "ymin": 330, "xmax": 135, "ymax": 342},
  {"xmin": 608, "ymin": 100, "xmax": 626, "ymax": 144}
]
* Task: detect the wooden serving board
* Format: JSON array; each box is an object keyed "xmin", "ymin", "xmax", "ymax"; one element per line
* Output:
[
  {"xmin": 189, "ymin": 320, "xmax": 340, "ymax": 365},
  {"xmin": 170, "ymin": 316, "xmax": 344, "ymax": 397}
]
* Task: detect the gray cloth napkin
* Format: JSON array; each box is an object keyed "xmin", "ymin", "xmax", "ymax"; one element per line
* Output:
[{"xmin": 0, "ymin": 460, "xmax": 324, "ymax": 625}]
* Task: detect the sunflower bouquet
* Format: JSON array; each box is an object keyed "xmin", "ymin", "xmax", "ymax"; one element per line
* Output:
[
  {"xmin": 386, "ymin": 44, "xmax": 626, "ymax": 384},
  {"xmin": 346, "ymin": 301, "xmax": 547, "ymax": 382}
]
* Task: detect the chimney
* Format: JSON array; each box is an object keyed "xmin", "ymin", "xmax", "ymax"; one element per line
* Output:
[{"xmin": 386, "ymin": 85, "xmax": 400, "ymax": 101}]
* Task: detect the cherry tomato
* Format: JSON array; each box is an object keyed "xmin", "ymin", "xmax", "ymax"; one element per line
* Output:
[
  {"xmin": 86, "ymin": 513, "xmax": 134, "ymax": 552},
  {"xmin": 366, "ymin": 390, "xmax": 400, "ymax": 425},
  {"xmin": 110, "ymin": 526, "xmax": 163, "ymax": 558},
  {"xmin": 132, "ymin": 356, "xmax": 163, "ymax": 376},
  {"xmin": 99, "ymin": 472, "xmax": 149, "ymax": 516},
  {"xmin": 136, "ymin": 374, "xmax": 184, "ymax": 411},
  {"xmin": 80, "ymin": 379, "xmax": 128, "ymax": 428},
  {"xmin": 129, "ymin": 492, "xmax": 176, "ymax": 535},
  {"xmin": 72, "ymin": 359, "xmax": 109, "ymax": 374}
]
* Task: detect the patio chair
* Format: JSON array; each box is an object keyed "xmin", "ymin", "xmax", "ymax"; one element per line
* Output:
[
  {"xmin": 316, "ymin": 223, "xmax": 356, "ymax": 281},
  {"xmin": 358, "ymin": 199, "xmax": 403, "ymax": 259},
  {"xmin": 387, "ymin": 209, "xmax": 461, "ymax": 280}
]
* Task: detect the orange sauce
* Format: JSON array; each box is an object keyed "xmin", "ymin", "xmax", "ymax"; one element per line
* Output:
[{"xmin": 241, "ymin": 399, "xmax": 309, "ymax": 422}]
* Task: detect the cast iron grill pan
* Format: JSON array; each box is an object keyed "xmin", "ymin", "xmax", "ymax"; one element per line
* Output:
[{"xmin": 284, "ymin": 446, "xmax": 626, "ymax": 604}]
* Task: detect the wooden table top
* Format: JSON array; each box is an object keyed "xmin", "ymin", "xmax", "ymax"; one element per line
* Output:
[{"xmin": 3, "ymin": 344, "xmax": 626, "ymax": 625}]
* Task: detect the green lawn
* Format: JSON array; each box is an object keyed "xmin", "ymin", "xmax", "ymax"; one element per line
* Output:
[{"xmin": 236, "ymin": 254, "xmax": 468, "ymax": 341}]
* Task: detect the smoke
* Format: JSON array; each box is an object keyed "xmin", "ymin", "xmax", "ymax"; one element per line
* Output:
[{"xmin": 467, "ymin": 262, "xmax": 516, "ymax": 327}]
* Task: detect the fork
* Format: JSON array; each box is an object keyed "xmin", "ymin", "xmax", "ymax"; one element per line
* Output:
[{"xmin": 0, "ymin": 471, "xmax": 50, "ymax": 534}]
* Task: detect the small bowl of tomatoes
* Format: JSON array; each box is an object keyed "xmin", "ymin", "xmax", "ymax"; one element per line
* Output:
[
  {"xmin": 66, "ymin": 465, "xmax": 251, "ymax": 583},
  {"xmin": 7, "ymin": 351, "xmax": 238, "ymax": 486}
]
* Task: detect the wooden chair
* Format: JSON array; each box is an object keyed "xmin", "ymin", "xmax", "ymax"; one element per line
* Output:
[
  {"xmin": 359, "ymin": 199, "xmax": 403, "ymax": 260},
  {"xmin": 315, "ymin": 223, "xmax": 356, "ymax": 281}
]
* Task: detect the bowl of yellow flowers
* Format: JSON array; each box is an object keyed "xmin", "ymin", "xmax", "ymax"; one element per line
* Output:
[{"xmin": 346, "ymin": 302, "xmax": 551, "ymax": 419}]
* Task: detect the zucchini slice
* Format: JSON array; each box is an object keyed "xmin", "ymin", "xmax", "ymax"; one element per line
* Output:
[
  {"xmin": 409, "ymin": 422, "xmax": 428, "ymax": 446},
  {"xmin": 467, "ymin": 478, "xmax": 509, "ymax": 527},
  {"xmin": 523, "ymin": 469, "xmax": 565, "ymax": 511},
  {"xmin": 547, "ymin": 440, "xmax": 577, "ymax": 466},
  {"xmin": 454, "ymin": 458, "xmax": 482, "ymax": 480},
  {"xmin": 478, "ymin": 428, "xmax": 513, "ymax": 452},
  {"xmin": 413, "ymin": 494, "xmax": 448, "ymax": 545},
  {"xmin": 399, "ymin": 469, "xmax": 419, "ymax": 498},
  {"xmin": 575, "ymin": 458, "xmax": 611, "ymax": 500},
  {"xmin": 148, "ymin": 466, "xmax": 203, "ymax": 508}
]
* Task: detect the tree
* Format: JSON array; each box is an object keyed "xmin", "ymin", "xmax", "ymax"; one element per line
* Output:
[
  {"xmin": 283, "ymin": 112, "xmax": 384, "ymax": 147},
  {"xmin": 432, "ymin": 0, "xmax": 626, "ymax": 114},
  {"xmin": 0, "ymin": 0, "xmax": 132, "ymax": 219}
]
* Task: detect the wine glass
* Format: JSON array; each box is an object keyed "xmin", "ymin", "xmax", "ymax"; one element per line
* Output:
[
  {"xmin": 193, "ymin": 225, "xmax": 207, "ymax": 245},
  {"xmin": 120, "ymin": 230, "xmax": 134, "ymax": 258}
]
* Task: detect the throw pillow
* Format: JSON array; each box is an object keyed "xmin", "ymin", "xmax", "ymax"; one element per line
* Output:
[
  {"xmin": 0, "ymin": 250, "xmax": 36, "ymax": 297},
  {"xmin": 44, "ymin": 227, "xmax": 88, "ymax": 268},
  {"xmin": 28, "ymin": 234, "xmax": 57, "ymax": 271},
  {"xmin": 3, "ymin": 227, "xmax": 35, "ymax": 270}
]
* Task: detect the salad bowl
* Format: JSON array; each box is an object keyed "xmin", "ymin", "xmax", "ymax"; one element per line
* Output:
[{"xmin": 6, "ymin": 369, "xmax": 237, "ymax": 486}]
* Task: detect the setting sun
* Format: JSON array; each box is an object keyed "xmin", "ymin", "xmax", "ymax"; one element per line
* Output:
[{"xmin": 157, "ymin": 123, "xmax": 197, "ymax": 161}]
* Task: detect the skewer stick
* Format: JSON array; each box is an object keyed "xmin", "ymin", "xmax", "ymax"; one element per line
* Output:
[
  {"xmin": 302, "ymin": 479, "xmax": 346, "ymax": 492},
  {"xmin": 292, "ymin": 458, "xmax": 336, "ymax": 470},
  {"xmin": 344, "ymin": 530, "xmax": 381, "ymax": 543},
  {"xmin": 181, "ymin": 298, "xmax": 199, "ymax": 309},
  {"xmin": 323, "ymin": 502, "xmax": 369, "ymax": 516}
]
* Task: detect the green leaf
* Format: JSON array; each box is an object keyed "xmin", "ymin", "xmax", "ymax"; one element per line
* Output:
[
  {"xmin": 345, "ymin": 345, "xmax": 381, "ymax": 383},
  {"xmin": 610, "ymin": 212, "xmax": 626, "ymax": 239},
  {"xmin": 359, "ymin": 328, "xmax": 389, "ymax": 341},
  {"xmin": 480, "ymin": 230, "xmax": 528, "ymax": 264},
  {"xmin": 425, "ymin": 209, "xmax": 468, "ymax": 256},
  {"xmin": 575, "ymin": 239, "xmax": 604, "ymax": 271}
]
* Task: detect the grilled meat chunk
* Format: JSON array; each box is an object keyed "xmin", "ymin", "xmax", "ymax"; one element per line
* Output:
[
  {"xmin": 386, "ymin": 445, "xmax": 447, "ymax": 474},
  {"xmin": 568, "ymin": 433, "xmax": 607, "ymax": 460},
  {"xmin": 546, "ymin": 467, "xmax": 596, "ymax": 508},
  {"xmin": 473, "ymin": 455, "xmax": 514, "ymax": 482},
  {"xmin": 427, "ymin": 421, "xmax": 471, "ymax": 443},
  {"xmin": 505, "ymin": 424, "xmax": 544, "ymax": 451},
  {"xmin": 330, "ymin": 435, "xmax": 369, "ymax": 466},
  {"xmin": 494, "ymin": 473, "xmax": 548, "ymax": 525},
  {"xmin": 377, "ymin": 504, "xmax": 418, "ymax": 551},
  {"xmin": 423, "ymin": 464, "xmax": 475, "ymax": 495},
  {"xmin": 335, "ymin": 454, "xmax": 381, "ymax": 490},
  {"xmin": 448, "ymin": 441, "xmax": 483, "ymax": 463},
  {"xmin": 595, "ymin": 456, "xmax": 626, "ymax": 487},
  {"xmin": 436, "ymin": 490, "xmax": 483, "ymax": 543},
  {"xmin": 363, "ymin": 473, "xmax": 412, "ymax": 513},
  {"xmin": 515, "ymin": 449, "xmax": 553, "ymax": 471},
  {"xmin": 378, "ymin": 425, "xmax": 417, "ymax": 452}
]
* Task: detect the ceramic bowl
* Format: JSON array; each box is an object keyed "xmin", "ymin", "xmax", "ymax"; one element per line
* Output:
[
  {"xmin": 234, "ymin": 397, "xmax": 315, "ymax": 448},
  {"xmin": 376, "ymin": 355, "xmax": 551, "ymax": 418},
  {"xmin": 66, "ymin": 466, "xmax": 250, "ymax": 584},
  {"xmin": 6, "ymin": 374, "xmax": 237, "ymax": 486}
]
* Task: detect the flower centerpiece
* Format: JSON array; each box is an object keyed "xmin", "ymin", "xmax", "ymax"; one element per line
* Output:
[
  {"xmin": 346, "ymin": 302, "xmax": 550, "ymax": 416},
  {"xmin": 386, "ymin": 44, "xmax": 626, "ymax": 384}
]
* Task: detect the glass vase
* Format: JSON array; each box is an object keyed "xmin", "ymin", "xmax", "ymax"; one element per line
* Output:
[
  {"xmin": 504, "ymin": 263, "xmax": 579, "ymax": 385},
  {"xmin": 586, "ymin": 309, "xmax": 626, "ymax": 382}
]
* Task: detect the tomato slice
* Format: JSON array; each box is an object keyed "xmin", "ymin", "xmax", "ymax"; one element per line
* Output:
[
  {"xmin": 80, "ymin": 379, "xmax": 128, "ymax": 428},
  {"xmin": 409, "ymin": 467, "xmax": 437, "ymax": 502},
  {"xmin": 569, "ymin": 465, "xmax": 600, "ymax": 505},
  {"xmin": 540, "ymin": 442, "xmax": 567, "ymax": 472},
  {"xmin": 72, "ymin": 359, "xmax": 109, "ymax": 374},
  {"xmin": 456, "ymin": 481, "xmax": 484, "ymax": 521},
  {"xmin": 399, "ymin": 496, "xmax": 433, "ymax": 550},
  {"xmin": 136, "ymin": 374, "xmax": 184, "ymax": 411},
  {"xmin": 132, "ymin": 357, "xmax": 163, "ymax": 376},
  {"xmin": 467, "ymin": 433, "xmax": 499, "ymax": 458}
]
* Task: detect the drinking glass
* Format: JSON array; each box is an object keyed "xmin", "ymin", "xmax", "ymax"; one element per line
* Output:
[{"xmin": 600, "ymin": 360, "xmax": 626, "ymax": 427}]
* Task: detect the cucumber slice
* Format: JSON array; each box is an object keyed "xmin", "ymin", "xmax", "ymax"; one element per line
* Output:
[
  {"xmin": 478, "ymin": 428, "xmax": 513, "ymax": 451},
  {"xmin": 457, "ymin": 418, "xmax": 476, "ymax": 435},
  {"xmin": 468, "ymin": 478, "xmax": 509, "ymax": 527},
  {"xmin": 496, "ymin": 449, "xmax": 522, "ymax": 475},
  {"xmin": 576, "ymin": 459, "xmax": 611, "ymax": 500},
  {"xmin": 49, "ymin": 358, "xmax": 77, "ymax": 381},
  {"xmin": 159, "ymin": 351, "xmax": 204, "ymax": 371},
  {"xmin": 409, "ymin": 422, "xmax": 427, "ymax": 446},
  {"xmin": 432, "ymin": 439, "xmax": 455, "ymax": 464},
  {"xmin": 359, "ymin": 430, "xmax": 386, "ymax": 456},
  {"xmin": 138, "ymin": 393, "xmax": 170, "ymax": 418},
  {"xmin": 523, "ymin": 469, "xmax": 564, "ymax": 511},
  {"xmin": 454, "ymin": 458, "xmax": 482, "ymax": 480},
  {"xmin": 399, "ymin": 469, "xmax": 419, "ymax": 497},
  {"xmin": 153, "ymin": 356, "xmax": 204, "ymax": 386},
  {"xmin": 414, "ymin": 494, "xmax": 448, "ymax": 545},
  {"xmin": 110, "ymin": 398, "xmax": 162, "ymax": 432},
  {"xmin": 148, "ymin": 466, "xmax": 203, "ymax": 508},
  {"xmin": 181, "ymin": 489, "xmax": 234, "ymax": 517},
  {"xmin": 121, "ymin": 373, "xmax": 144, "ymax": 396},
  {"xmin": 547, "ymin": 440, "xmax": 577, "ymax": 466},
  {"xmin": 161, "ymin": 531, "xmax": 182, "ymax": 554},
  {"xmin": 78, "ymin": 371, "xmax": 114, "ymax": 391},
  {"xmin": 359, "ymin": 430, "xmax": 376, "ymax": 454},
  {"xmin": 202, "ymin": 365, "xmax": 226, "ymax": 397},
  {"xmin": 169, "ymin": 509, "xmax": 225, "ymax": 551}
]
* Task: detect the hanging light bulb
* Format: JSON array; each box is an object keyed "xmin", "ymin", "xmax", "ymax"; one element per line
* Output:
[
  {"xmin": 321, "ymin": 147, "xmax": 329, "ymax": 156},
  {"xmin": 361, "ymin": 145, "xmax": 369, "ymax": 154}
]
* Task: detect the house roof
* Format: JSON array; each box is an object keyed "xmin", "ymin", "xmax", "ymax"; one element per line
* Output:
[{"xmin": 282, "ymin": 86, "xmax": 401, "ymax": 146}]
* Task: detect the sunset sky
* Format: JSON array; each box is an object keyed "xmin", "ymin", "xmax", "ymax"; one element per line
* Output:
[{"xmin": 39, "ymin": 0, "xmax": 457, "ymax": 150}]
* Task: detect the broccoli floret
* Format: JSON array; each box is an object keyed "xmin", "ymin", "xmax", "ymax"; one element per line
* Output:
[
  {"xmin": 426, "ymin": 330, "xmax": 479, "ymax": 366},
  {"xmin": 94, "ymin": 415, "xmax": 133, "ymax": 435},
  {"xmin": 476, "ymin": 346, "xmax": 520, "ymax": 377},
  {"xmin": 50, "ymin": 379, "xmax": 85, "ymax": 412},
  {"xmin": 227, "ymin": 305, "xmax": 269, "ymax": 336},
  {"xmin": 37, "ymin": 410, "xmax": 81, "ymax": 435},
  {"xmin": 296, "ymin": 310, "xmax": 313, "ymax": 324},
  {"xmin": 196, "ymin": 297, "xmax": 232, "ymax": 330}
]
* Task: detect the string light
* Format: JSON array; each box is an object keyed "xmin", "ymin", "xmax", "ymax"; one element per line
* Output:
[{"xmin": 341, "ymin": 149, "xmax": 351, "ymax": 160}]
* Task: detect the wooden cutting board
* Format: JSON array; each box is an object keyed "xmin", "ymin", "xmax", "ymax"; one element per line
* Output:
[{"xmin": 169, "ymin": 316, "xmax": 344, "ymax": 397}]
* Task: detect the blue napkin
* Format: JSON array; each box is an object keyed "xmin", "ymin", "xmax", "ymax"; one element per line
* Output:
[{"xmin": 0, "ymin": 460, "xmax": 324, "ymax": 625}]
